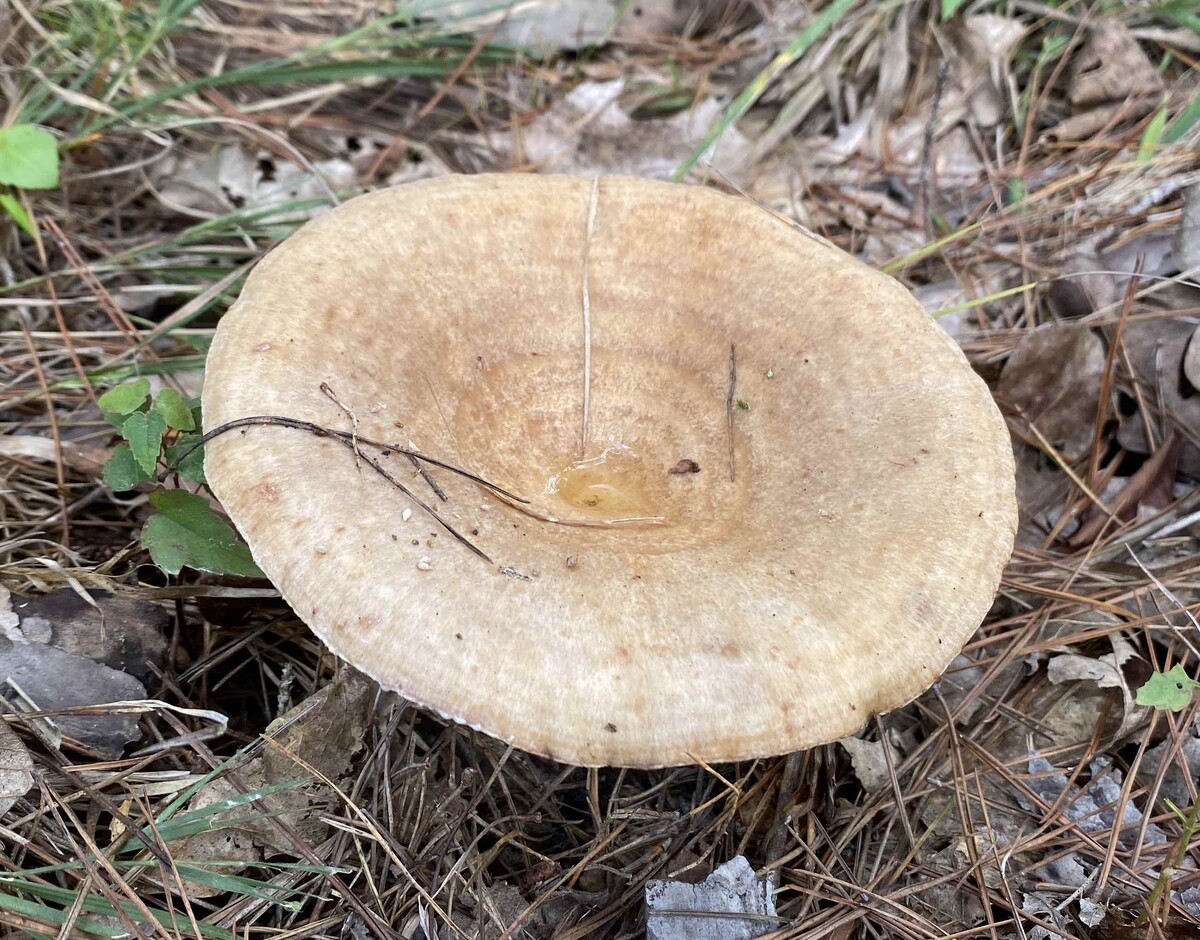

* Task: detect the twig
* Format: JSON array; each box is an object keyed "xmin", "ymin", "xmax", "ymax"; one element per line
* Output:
[
  {"xmin": 171, "ymin": 416, "xmax": 529, "ymax": 504},
  {"xmin": 916, "ymin": 61, "xmax": 950, "ymax": 239},
  {"xmin": 320, "ymin": 381, "xmax": 362, "ymax": 473},
  {"xmin": 581, "ymin": 177, "xmax": 599, "ymax": 457},
  {"xmin": 172, "ymin": 416, "xmax": 540, "ymax": 565}
]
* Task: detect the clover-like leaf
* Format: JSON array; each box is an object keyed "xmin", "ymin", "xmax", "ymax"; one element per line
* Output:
[
  {"xmin": 0, "ymin": 124, "xmax": 59, "ymax": 189},
  {"xmin": 164, "ymin": 435, "xmax": 206, "ymax": 484},
  {"xmin": 97, "ymin": 378, "xmax": 151, "ymax": 416},
  {"xmin": 153, "ymin": 387, "xmax": 196, "ymax": 431},
  {"xmin": 1135, "ymin": 664, "xmax": 1200, "ymax": 711},
  {"xmin": 102, "ymin": 444, "xmax": 155, "ymax": 492},
  {"xmin": 120, "ymin": 410, "xmax": 167, "ymax": 475},
  {"xmin": 142, "ymin": 490, "xmax": 262, "ymax": 577}
]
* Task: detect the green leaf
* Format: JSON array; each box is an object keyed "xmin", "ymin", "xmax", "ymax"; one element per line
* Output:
[
  {"xmin": 142, "ymin": 490, "xmax": 262, "ymax": 577},
  {"xmin": 1135, "ymin": 664, "xmax": 1200, "ymax": 711},
  {"xmin": 0, "ymin": 192, "xmax": 34, "ymax": 236},
  {"xmin": 941, "ymin": 0, "xmax": 969, "ymax": 19},
  {"xmin": 164, "ymin": 435, "xmax": 206, "ymax": 484},
  {"xmin": 0, "ymin": 124, "xmax": 60, "ymax": 189},
  {"xmin": 102, "ymin": 445, "xmax": 154, "ymax": 491},
  {"xmin": 1164, "ymin": 92, "xmax": 1200, "ymax": 144},
  {"xmin": 1137, "ymin": 106, "xmax": 1169, "ymax": 163},
  {"xmin": 120, "ymin": 410, "xmax": 167, "ymax": 475},
  {"xmin": 97, "ymin": 378, "xmax": 151, "ymax": 415},
  {"xmin": 153, "ymin": 387, "xmax": 195, "ymax": 430}
]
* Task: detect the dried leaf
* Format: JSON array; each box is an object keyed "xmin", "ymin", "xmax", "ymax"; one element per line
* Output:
[
  {"xmin": 997, "ymin": 321, "xmax": 1105, "ymax": 460},
  {"xmin": 1045, "ymin": 98, "xmax": 1159, "ymax": 143},
  {"xmin": 0, "ymin": 435, "xmax": 111, "ymax": 478},
  {"xmin": 1115, "ymin": 318, "xmax": 1200, "ymax": 474},
  {"xmin": 418, "ymin": 0, "xmax": 619, "ymax": 51},
  {"xmin": 152, "ymin": 146, "xmax": 353, "ymax": 220},
  {"xmin": 838, "ymin": 735, "xmax": 899, "ymax": 790},
  {"xmin": 169, "ymin": 671, "xmax": 375, "ymax": 892},
  {"xmin": 1069, "ymin": 20, "xmax": 1163, "ymax": 108},
  {"xmin": 520, "ymin": 79, "xmax": 751, "ymax": 182},
  {"xmin": 875, "ymin": 5, "xmax": 912, "ymax": 120},
  {"xmin": 942, "ymin": 15, "xmax": 1026, "ymax": 127},
  {"xmin": 1068, "ymin": 431, "xmax": 1182, "ymax": 548}
]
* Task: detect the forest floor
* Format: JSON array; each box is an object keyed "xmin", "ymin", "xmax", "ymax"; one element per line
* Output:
[{"xmin": 1, "ymin": 1, "xmax": 1200, "ymax": 938}]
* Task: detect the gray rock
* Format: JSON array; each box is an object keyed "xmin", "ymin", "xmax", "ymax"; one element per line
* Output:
[{"xmin": 646, "ymin": 856, "xmax": 776, "ymax": 940}]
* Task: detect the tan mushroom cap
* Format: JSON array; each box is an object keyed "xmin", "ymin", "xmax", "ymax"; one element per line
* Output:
[{"xmin": 203, "ymin": 174, "xmax": 1016, "ymax": 768}]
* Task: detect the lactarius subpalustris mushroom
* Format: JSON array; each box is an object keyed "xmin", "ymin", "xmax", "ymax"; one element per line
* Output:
[{"xmin": 202, "ymin": 174, "xmax": 1017, "ymax": 768}]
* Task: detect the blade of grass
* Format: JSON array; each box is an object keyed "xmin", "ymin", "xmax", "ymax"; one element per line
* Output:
[
  {"xmin": 0, "ymin": 884, "xmax": 235, "ymax": 940},
  {"xmin": 671, "ymin": 0, "xmax": 857, "ymax": 181},
  {"xmin": 930, "ymin": 281, "xmax": 1038, "ymax": 318}
]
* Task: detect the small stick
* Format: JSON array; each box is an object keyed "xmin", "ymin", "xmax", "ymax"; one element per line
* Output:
[
  {"xmin": 171, "ymin": 416, "xmax": 529, "ymax": 504},
  {"xmin": 320, "ymin": 382, "xmax": 362, "ymax": 473},
  {"xmin": 580, "ymin": 176, "xmax": 600, "ymax": 456},
  {"xmin": 726, "ymin": 343, "xmax": 737, "ymax": 482},
  {"xmin": 407, "ymin": 450, "xmax": 448, "ymax": 502},
  {"xmin": 352, "ymin": 442, "xmax": 492, "ymax": 563},
  {"xmin": 321, "ymin": 381, "xmax": 446, "ymax": 501},
  {"xmin": 917, "ymin": 61, "xmax": 950, "ymax": 239}
]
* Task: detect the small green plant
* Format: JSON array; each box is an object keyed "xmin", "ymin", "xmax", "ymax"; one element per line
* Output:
[
  {"xmin": 0, "ymin": 123, "xmax": 59, "ymax": 235},
  {"xmin": 99, "ymin": 379, "xmax": 261, "ymax": 577},
  {"xmin": 1134, "ymin": 663, "xmax": 1200, "ymax": 711},
  {"xmin": 1134, "ymin": 664, "xmax": 1200, "ymax": 923}
]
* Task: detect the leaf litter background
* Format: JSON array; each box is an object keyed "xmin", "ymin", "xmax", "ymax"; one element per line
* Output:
[{"xmin": 2, "ymin": 1, "xmax": 1200, "ymax": 937}]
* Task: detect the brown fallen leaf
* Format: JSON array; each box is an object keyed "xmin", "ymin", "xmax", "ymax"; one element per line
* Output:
[
  {"xmin": 1045, "ymin": 20, "xmax": 1164, "ymax": 143},
  {"xmin": 0, "ymin": 435, "xmax": 111, "ymax": 477},
  {"xmin": 997, "ymin": 321, "xmax": 1106, "ymax": 460},
  {"xmin": 1045, "ymin": 634, "xmax": 1143, "ymax": 738},
  {"xmin": 165, "ymin": 670, "xmax": 375, "ymax": 894},
  {"xmin": 1115, "ymin": 319, "xmax": 1200, "ymax": 474},
  {"xmin": 1069, "ymin": 20, "xmax": 1163, "ymax": 108},
  {"xmin": 517, "ymin": 79, "xmax": 751, "ymax": 181},
  {"xmin": 1012, "ymin": 443, "xmax": 1072, "ymax": 546},
  {"xmin": 940, "ymin": 14, "xmax": 1026, "ymax": 128},
  {"xmin": 1044, "ymin": 98, "xmax": 1160, "ymax": 144},
  {"xmin": 1067, "ymin": 431, "xmax": 1182, "ymax": 548}
]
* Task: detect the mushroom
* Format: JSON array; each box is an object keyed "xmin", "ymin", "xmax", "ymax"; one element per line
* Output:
[{"xmin": 202, "ymin": 174, "xmax": 1016, "ymax": 768}]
